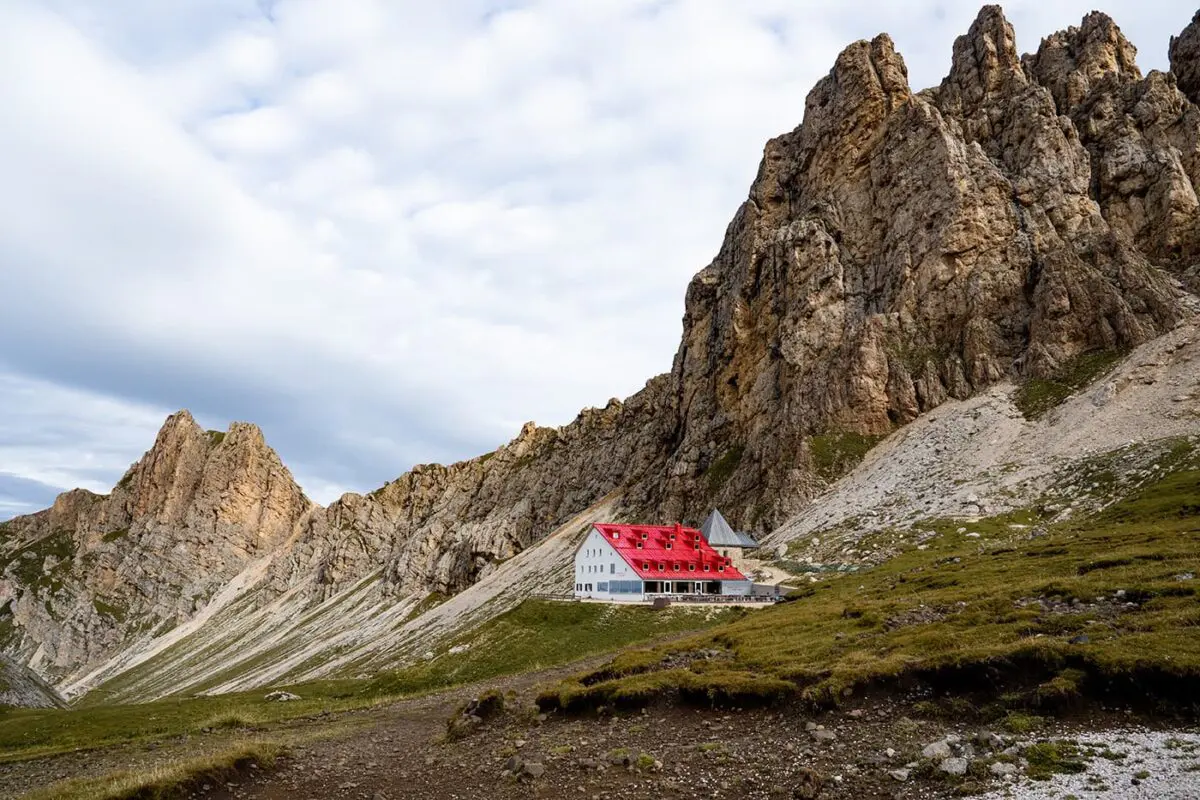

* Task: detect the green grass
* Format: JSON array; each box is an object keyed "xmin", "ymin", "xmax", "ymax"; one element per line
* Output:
[
  {"xmin": 401, "ymin": 591, "xmax": 449, "ymax": 624},
  {"xmin": 361, "ymin": 599, "xmax": 745, "ymax": 699},
  {"xmin": 539, "ymin": 459, "xmax": 1200, "ymax": 714},
  {"xmin": 0, "ymin": 529, "xmax": 76, "ymax": 593},
  {"xmin": 809, "ymin": 431, "xmax": 886, "ymax": 482},
  {"xmin": 1016, "ymin": 349, "xmax": 1125, "ymax": 420},
  {"xmin": 1024, "ymin": 741, "xmax": 1088, "ymax": 780},
  {"xmin": 92, "ymin": 598, "xmax": 128, "ymax": 624},
  {"xmin": 20, "ymin": 740, "xmax": 283, "ymax": 800},
  {"xmin": 101, "ymin": 529, "xmax": 130, "ymax": 544},
  {"xmin": 206, "ymin": 430, "xmax": 226, "ymax": 446},
  {"xmin": 706, "ymin": 445, "xmax": 745, "ymax": 492},
  {"xmin": 0, "ymin": 600, "xmax": 737, "ymax": 763}
]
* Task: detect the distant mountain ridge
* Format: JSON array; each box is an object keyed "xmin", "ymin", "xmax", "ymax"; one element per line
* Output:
[{"xmin": 3, "ymin": 4, "xmax": 1200, "ymax": 704}]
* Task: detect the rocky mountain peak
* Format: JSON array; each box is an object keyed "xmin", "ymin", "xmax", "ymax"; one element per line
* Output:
[
  {"xmin": 1026, "ymin": 10, "xmax": 1142, "ymax": 114},
  {"xmin": 1170, "ymin": 11, "xmax": 1200, "ymax": 107},
  {"xmin": 948, "ymin": 5, "xmax": 1027, "ymax": 99}
]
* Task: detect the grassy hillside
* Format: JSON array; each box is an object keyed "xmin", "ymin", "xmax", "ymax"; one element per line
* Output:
[
  {"xmin": 0, "ymin": 600, "xmax": 738, "ymax": 764},
  {"xmin": 539, "ymin": 459, "xmax": 1200, "ymax": 716}
]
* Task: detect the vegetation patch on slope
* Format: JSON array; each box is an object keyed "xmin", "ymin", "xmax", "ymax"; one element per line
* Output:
[
  {"xmin": 538, "ymin": 458, "xmax": 1200, "ymax": 716},
  {"xmin": 809, "ymin": 431, "xmax": 888, "ymax": 482},
  {"xmin": 0, "ymin": 600, "xmax": 735, "ymax": 762},
  {"xmin": 705, "ymin": 445, "xmax": 745, "ymax": 492},
  {"xmin": 1016, "ymin": 349, "xmax": 1125, "ymax": 420}
]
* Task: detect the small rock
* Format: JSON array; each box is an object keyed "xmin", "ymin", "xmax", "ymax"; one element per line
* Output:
[
  {"xmin": 504, "ymin": 755, "xmax": 523, "ymax": 774},
  {"xmin": 848, "ymin": 709, "xmax": 864, "ymax": 719},
  {"xmin": 1069, "ymin": 634, "xmax": 1090, "ymax": 645},
  {"xmin": 264, "ymin": 690, "xmax": 303, "ymax": 702},
  {"xmin": 888, "ymin": 768, "xmax": 910, "ymax": 782},
  {"xmin": 884, "ymin": 748, "xmax": 897, "ymax": 758},
  {"xmin": 990, "ymin": 762, "xmax": 1018, "ymax": 777},
  {"xmin": 939, "ymin": 757, "xmax": 969, "ymax": 776},
  {"xmin": 521, "ymin": 762, "xmax": 545, "ymax": 780},
  {"xmin": 811, "ymin": 729, "xmax": 837, "ymax": 743},
  {"xmin": 922, "ymin": 741, "xmax": 953, "ymax": 760},
  {"xmin": 805, "ymin": 722, "xmax": 819, "ymax": 732}
]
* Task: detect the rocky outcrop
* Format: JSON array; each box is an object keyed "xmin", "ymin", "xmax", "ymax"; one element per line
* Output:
[
  {"xmin": 0, "ymin": 654, "xmax": 64, "ymax": 708},
  {"xmin": 1171, "ymin": 12, "xmax": 1200, "ymax": 107},
  {"xmin": 2, "ymin": 5, "xmax": 1199, "ymax": 699},
  {"xmin": 1027, "ymin": 11, "xmax": 1200, "ymax": 276},
  {"xmin": 0, "ymin": 411, "xmax": 313, "ymax": 684},
  {"xmin": 268, "ymin": 378, "xmax": 674, "ymax": 600},
  {"xmin": 658, "ymin": 6, "xmax": 1187, "ymax": 525}
]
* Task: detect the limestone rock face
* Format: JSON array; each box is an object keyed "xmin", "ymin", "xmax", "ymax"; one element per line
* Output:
[
  {"xmin": 1029, "ymin": 11, "xmax": 1200, "ymax": 275},
  {"xmin": 659, "ymin": 6, "xmax": 1186, "ymax": 526},
  {"xmin": 1171, "ymin": 11, "xmax": 1200, "ymax": 107},
  {"xmin": 3, "ymin": 5, "xmax": 1200, "ymax": 698},
  {"xmin": 0, "ymin": 411, "xmax": 313, "ymax": 684},
  {"xmin": 272, "ymin": 379, "xmax": 674, "ymax": 599},
  {"xmin": 0, "ymin": 654, "xmax": 64, "ymax": 708}
]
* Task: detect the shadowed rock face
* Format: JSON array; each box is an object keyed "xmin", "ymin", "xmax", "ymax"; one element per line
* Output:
[
  {"xmin": 3, "ymin": 5, "xmax": 1200, "ymax": 701},
  {"xmin": 1171, "ymin": 11, "xmax": 1200, "ymax": 107}
]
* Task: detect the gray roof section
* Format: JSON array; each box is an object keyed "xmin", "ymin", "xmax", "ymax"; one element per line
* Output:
[{"xmin": 700, "ymin": 509, "xmax": 760, "ymax": 548}]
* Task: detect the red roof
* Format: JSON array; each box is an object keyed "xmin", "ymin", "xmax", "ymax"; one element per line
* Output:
[{"xmin": 593, "ymin": 523, "xmax": 747, "ymax": 581}]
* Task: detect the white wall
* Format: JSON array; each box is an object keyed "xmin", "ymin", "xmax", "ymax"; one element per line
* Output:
[{"xmin": 573, "ymin": 527, "xmax": 643, "ymax": 602}]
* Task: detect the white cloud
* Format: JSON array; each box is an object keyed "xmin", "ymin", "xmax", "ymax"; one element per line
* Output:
[{"xmin": 0, "ymin": 0, "xmax": 1193, "ymax": 515}]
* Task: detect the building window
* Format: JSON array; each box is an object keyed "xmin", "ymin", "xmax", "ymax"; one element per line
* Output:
[
  {"xmin": 665, "ymin": 543, "xmax": 672, "ymax": 550},
  {"xmin": 673, "ymin": 564, "xmax": 680, "ymax": 571},
  {"xmin": 610, "ymin": 563, "xmax": 615, "ymax": 574},
  {"xmin": 598, "ymin": 582, "xmax": 608, "ymax": 592},
  {"xmin": 642, "ymin": 563, "xmax": 650, "ymax": 570},
  {"xmin": 718, "ymin": 565, "xmax": 725, "ymax": 572},
  {"xmin": 688, "ymin": 564, "xmax": 695, "ymax": 572},
  {"xmin": 612, "ymin": 531, "xmax": 619, "ymax": 539},
  {"xmin": 704, "ymin": 565, "xmax": 711, "ymax": 572},
  {"xmin": 657, "ymin": 563, "xmax": 665, "ymax": 571},
  {"xmin": 636, "ymin": 541, "xmax": 643, "ymax": 549}
]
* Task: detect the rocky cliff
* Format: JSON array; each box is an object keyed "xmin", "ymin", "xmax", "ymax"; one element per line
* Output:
[
  {"xmin": 0, "ymin": 654, "xmax": 64, "ymax": 709},
  {"xmin": 2, "ymin": 5, "xmax": 1199, "ymax": 702}
]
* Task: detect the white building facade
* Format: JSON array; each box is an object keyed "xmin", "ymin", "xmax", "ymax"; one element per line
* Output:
[{"xmin": 573, "ymin": 525, "xmax": 644, "ymax": 602}]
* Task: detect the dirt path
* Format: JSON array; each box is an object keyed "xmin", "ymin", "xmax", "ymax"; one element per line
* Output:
[{"xmin": 206, "ymin": 676, "xmax": 1200, "ymax": 800}]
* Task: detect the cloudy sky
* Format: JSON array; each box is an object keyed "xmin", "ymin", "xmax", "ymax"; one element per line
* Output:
[{"xmin": 0, "ymin": 1, "xmax": 1191, "ymax": 518}]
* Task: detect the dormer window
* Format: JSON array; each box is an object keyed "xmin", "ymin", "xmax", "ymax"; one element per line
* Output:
[
  {"xmin": 635, "ymin": 541, "xmax": 643, "ymax": 549},
  {"xmin": 673, "ymin": 564, "xmax": 680, "ymax": 571},
  {"xmin": 704, "ymin": 565, "xmax": 711, "ymax": 572},
  {"xmin": 657, "ymin": 563, "xmax": 665, "ymax": 571},
  {"xmin": 612, "ymin": 531, "xmax": 619, "ymax": 539},
  {"xmin": 641, "ymin": 532, "xmax": 648, "ymax": 540},
  {"xmin": 642, "ymin": 562, "xmax": 650, "ymax": 570},
  {"xmin": 669, "ymin": 533, "xmax": 676, "ymax": 540},
  {"xmin": 688, "ymin": 564, "xmax": 696, "ymax": 572},
  {"xmin": 718, "ymin": 565, "xmax": 725, "ymax": 572},
  {"xmin": 665, "ymin": 542, "xmax": 672, "ymax": 550}
]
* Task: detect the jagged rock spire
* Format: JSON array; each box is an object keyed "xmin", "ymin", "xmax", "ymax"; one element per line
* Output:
[
  {"xmin": 1026, "ymin": 10, "xmax": 1142, "ymax": 114},
  {"xmin": 1170, "ymin": 11, "xmax": 1200, "ymax": 107}
]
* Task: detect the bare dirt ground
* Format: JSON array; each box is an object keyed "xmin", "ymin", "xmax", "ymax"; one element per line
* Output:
[
  {"xmin": 195, "ymin": 675, "xmax": 1197, "ymax": 800},
  {"xmin": 6, "ymin": 654, "xmax": 1198, "ymax": 800}
]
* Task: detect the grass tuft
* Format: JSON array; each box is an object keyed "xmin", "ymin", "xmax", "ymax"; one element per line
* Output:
[{"xmin": 20, "ymin": 741, "xmax": 283, "ymax": 800}]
